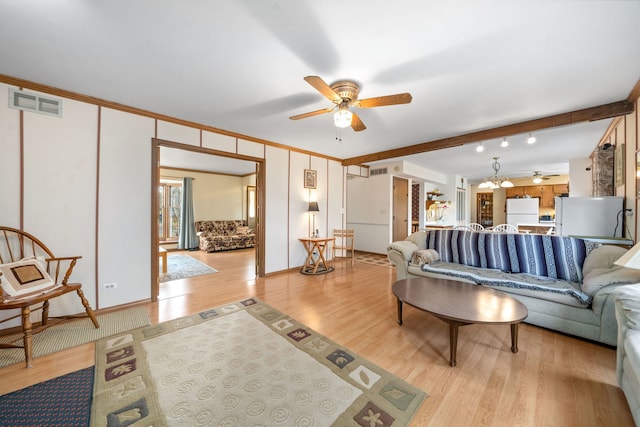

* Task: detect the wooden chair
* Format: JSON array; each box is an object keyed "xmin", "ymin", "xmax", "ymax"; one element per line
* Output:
[
  {"xmin": 333, "ymin": 229, "xmax": 355, "ymax": 268},
  {"xmin": 0, "ymin": 226, "xmax": 99, "ymax": 367}
]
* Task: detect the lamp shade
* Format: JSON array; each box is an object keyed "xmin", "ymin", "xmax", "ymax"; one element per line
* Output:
[
  {"xmin": 308, "ymin": 201, "xmax": 319, "ymax": 212},
  {"xmin": 334, "ymin": 109, "xmax": 352, "ymax": 128},
  {"xmin": 615, "ymin": 243, "xmax": 640, "ymax": 269}
]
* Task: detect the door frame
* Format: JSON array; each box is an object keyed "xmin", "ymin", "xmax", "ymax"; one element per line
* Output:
[
  {"xmin": 392, "ymin": 176, "xmax": 410, "ymax": 241},
  {"xmin": 151, "ymin": 138, "xmax": 265, "ymax": 301}
]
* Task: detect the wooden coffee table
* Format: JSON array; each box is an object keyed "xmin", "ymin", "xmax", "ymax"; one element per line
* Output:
[{"xmin": 392, "ymin": 277, "xmax": 528, "ymax": 366}]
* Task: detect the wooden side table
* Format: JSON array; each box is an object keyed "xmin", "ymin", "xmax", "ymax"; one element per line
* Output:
[
  {"xmin": 299, "ymin": 237, "xmax": 335, "ymax": 275},
  {"xmin": 159, "ymin": 247, "xmax": 167, "ymax": 273}
]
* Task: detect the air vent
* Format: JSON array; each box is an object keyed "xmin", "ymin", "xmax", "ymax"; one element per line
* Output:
[
  {"xmin": 9, "ymin": 88, "xmax": 62, "ymax": 117},
  {"xmin": 369, "ymin": 167, "xmax": 388, "ymax": 176}
]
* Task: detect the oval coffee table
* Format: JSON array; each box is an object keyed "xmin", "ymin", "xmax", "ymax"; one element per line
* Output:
[{"xmin": 392, "ymin": 277, "xmax": 528, "ymax": 366}]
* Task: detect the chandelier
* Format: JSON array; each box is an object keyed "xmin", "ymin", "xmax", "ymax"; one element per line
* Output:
[{"xmin": 478, "ymin": 157, "xmax": 514, "ymax": 189}]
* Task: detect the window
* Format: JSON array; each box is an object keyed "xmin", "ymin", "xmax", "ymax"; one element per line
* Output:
[
  {"xmin": 159, "ymin": 182, "xmax": 182, "ymax": 241},
  {"xmin": 456, "ymin": 188, "xmax": 466, "ymax": 222}
]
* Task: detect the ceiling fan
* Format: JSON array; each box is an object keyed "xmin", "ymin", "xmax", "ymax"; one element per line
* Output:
[
  {"xmin": 532, "ymin": 171, "xmax": 560, "ymax": 183},
  {"xmin": 289, "ymin": 76, "xmax": 412, "ymax": 132}
]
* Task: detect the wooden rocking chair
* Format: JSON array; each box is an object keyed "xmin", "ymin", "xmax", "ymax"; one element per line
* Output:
[{"xmin": 0, "ymin": 226, "xmax": 99, "ymax": 367}]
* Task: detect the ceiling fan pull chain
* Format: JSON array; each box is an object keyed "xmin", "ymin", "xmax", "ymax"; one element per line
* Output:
[{"xmin": 335, "ymin": 127, "xmax": 342, "ymax": 142}]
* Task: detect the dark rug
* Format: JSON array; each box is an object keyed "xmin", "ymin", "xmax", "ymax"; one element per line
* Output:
[{"xmin": 0, "ymin": 366, "xmax": 94, "ymax": 427}]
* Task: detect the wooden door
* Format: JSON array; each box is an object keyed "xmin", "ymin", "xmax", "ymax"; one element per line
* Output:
[{"xmin": 393, "ymin": 177, "xmax": 409, "ymax": 241}]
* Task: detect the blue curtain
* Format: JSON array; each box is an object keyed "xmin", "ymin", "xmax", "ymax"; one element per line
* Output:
[{"xmin": 178, "ymin": 177, "xmax": 198, "ymax": 250}]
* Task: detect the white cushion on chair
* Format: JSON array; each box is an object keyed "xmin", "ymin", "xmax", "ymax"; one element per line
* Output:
[{"xmin": 0, "ymin": 259, "xmax": 58, "ymax": 298}]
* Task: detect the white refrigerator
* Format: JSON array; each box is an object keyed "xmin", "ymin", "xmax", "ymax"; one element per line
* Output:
[
  {"xmin": 554, "ymin": 196, "xmax": 623, "ymax": 237},
  {"xmin": 506, "ymin": 198, "xmax": 539, "ymax": 227}
]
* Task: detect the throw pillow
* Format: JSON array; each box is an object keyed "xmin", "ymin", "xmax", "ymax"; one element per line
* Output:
[
  {"xmin": 405, "ymin": 230, "xmax": 427, "ymax": 250},
  {"xmin": 411, "ymin": 249, "xmax": 440, "ymax": 265},
  {"xmin": 582, "ymin": 266, "xmax": 640, "ymax": 296},
  {"xmin": 236, "ymin": 226, "xmax": 249, "ymax": 235},
  {"xmin": 582, "ymin": 245, "xmax": 628, "ymax": 277},
  {"xmin": 0, "ymin": 259, "xmax": 58, "ymax": 298}
]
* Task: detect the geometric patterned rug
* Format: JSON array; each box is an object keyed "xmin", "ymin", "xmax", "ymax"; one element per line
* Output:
[
  {"xmin": 354, "ymin": 251, "xmax": 395, "ymax": 269},
  {"xmin": 91, "ymin": 298, "xmax": 426, "ymax": 426},
  {"xmin": 159, "ymin": 254, "xmax": 218, "ymax": 283},
  {"xmin": 0, "ymin": 366, "xmax": 94, "ymax": 427}
]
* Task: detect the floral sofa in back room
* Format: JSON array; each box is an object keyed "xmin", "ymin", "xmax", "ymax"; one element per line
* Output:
[
  {"xmin": 194, "ymin": 220, "xmax": 255, "ymax": 252},
  {"xmin": 387, "ymin": 229, "xmax": 640, "ymax": 346}
]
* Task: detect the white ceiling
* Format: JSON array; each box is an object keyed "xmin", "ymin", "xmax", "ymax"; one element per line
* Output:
[{"xmin": 1, "ymin": 1, "xmax": 639, "ymax": 182}]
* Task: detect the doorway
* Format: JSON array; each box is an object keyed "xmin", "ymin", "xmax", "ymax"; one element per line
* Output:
[
  {"xmin": 151, "ymin": 138, "xmax": 265, "ymax": 302},
  {"xmin": 392, "ymin": 176, "xmax": 409, "ymax": 241}
]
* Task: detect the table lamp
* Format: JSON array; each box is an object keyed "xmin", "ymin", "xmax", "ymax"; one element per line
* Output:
[
  {"xmin": 615, "ymin": 242, "xmax": 640, "ymax": 269},
  {"xmin": 308, "ymin": 201, "xmax": 319, "ymax": 237}
]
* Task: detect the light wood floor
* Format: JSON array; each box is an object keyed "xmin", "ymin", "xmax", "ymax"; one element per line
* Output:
[{"xmin": 0, "ymin": 249, "xmax": 634, "ymax": 426}]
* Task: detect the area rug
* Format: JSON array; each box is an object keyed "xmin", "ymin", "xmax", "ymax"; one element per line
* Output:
[
  {"xmin": 354, "ymin": 251, "xmax": 395, "ymax": 269},
  {"xmin": 0, "ymin": 307, "xmax": 150, "ymax": 368},
  {"xmin": 0, "ymin": 366, "xmax": 94, "ymax": 427},
  {"xmin": 91, "ymin": 298, "xmax": 426, "ymax": 426},
  {"xmin": 160, "ymin": 254, "xmax": 218, "ymax": 283}
]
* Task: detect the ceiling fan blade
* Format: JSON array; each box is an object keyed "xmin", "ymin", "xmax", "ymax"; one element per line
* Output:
[
  {"xmin": 355, "ymin": 93, "xmax": 412, "ymax": 108},
  {"xmin": 289, "ymin": 107, "xmax": 334, "ymax": 120},
  {"xmin": 304, "ymin": 76, "xmax": 342, "ymax": 103},
  {"xmin": 351, "ymin": 112, "xmax": 366, "ymax": 132}
]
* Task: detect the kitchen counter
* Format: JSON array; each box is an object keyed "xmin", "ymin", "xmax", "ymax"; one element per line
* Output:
[{"xmin": 517, "ymin": 223, "xmax": 555, "ymax": 234}]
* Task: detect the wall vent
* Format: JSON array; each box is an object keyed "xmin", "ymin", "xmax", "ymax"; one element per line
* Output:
[
  {"xmin": 369, "ymin": 167, "xmax": 388, "ymax": 176},
  {"xmin": 9, "ymin": 88, "xmax": 62, "ymax": 117}
]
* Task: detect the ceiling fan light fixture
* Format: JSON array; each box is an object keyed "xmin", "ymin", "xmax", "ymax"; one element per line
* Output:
[
  {"xmin": 532, "ymin": 171, "xmax": 543, "ymax": 184},
  {"xmin": 527, "ymin": 134, "xmax": 536, "ymax": 144},
  {"xmin": 334, "ymin": 108, "xmax": 352, "ymax": 128}
]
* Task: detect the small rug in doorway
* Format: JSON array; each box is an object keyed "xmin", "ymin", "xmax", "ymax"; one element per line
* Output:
[
  {"xmin": 91, "ymin": 298, "xmax": 426, "ymax": 427},
  {"xmin": 0, "ymin": 366, "xmax": 94, "ymax": 427},
  {"xmin": 160, "ymin": 254, "xmax": 218, "ymax": 282},
  {"xmin": 0, "ymin": 307, "xmax": 150, "ymax": 368},
  {"xmin": 354, "ymin": 251, "xmax": 395, "ymax": 269}
]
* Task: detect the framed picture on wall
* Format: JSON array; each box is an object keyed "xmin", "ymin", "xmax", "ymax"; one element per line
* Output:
[
  {"xmin": 304, "ymin": 169, "xmax": 317, "ymax": 189},
  {"xmin": 615, "ymin": 144, "xmax": 625, "ymax": 187}
]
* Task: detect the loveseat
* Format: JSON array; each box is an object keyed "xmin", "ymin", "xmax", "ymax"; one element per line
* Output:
[
  {"xmin": 194, "ymin": 220, "xmax": 255, "ymax": 252},
  {"xmin": 387, "ymin": 229, "xmax": 640, "ymax": 346},
  {"xmin": 614, "ymin": 284, "xmax": 640, "ymax": 425}
]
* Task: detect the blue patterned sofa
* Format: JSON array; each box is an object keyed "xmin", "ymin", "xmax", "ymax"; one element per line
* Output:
[
  {"xmin": 195, "ymin": 220, "xmax": 256, "ymax": 252},
  {"xmin": 388, "ymin": 229, "xmax": 640, "ymax": 346}
]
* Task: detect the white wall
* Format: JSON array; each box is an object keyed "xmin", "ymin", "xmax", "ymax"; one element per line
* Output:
[
  {"xmin": 23, "ymin": 97, "xmax": 98, "ymax": 316},
  {"xmin": 98, "ymin": 108, "xmax": 154, "ymax": 308},
  {"xmin": 0, "ymin": 81, "xmax": 346, "ymax": 324},
  {"xmin": 0, "ymin": 84, "xmax": 20, "ymax": 229},
  {"xmin": 569, "ymin": 157, "xmax": 593, "ymax": 197},
  {"xmin": 346, "ymin": 174, "xmax": 392, "ymax": 254},
  {"xmin": 160, "ymin": 168, "xmax": 245, "ymax": 221}
]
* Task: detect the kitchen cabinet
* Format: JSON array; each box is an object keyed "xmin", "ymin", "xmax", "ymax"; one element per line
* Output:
[
  {"xmin": 524, "ymin": 186, "xmax": 543, "ymax": 199},
  {"xmin": 506, "ymin": 184, "xmax": 569, "ymax": 206},
  {"xmin": 506, "ymin": 187, "xmax": 525, "ymax": 198},
  {"xmin": 541, "ymin": 186, "xmax": 555, "ymax": 208},
  {"xmin": 553, "ymin": 184, "xmax": 569, "ymax": 195}
]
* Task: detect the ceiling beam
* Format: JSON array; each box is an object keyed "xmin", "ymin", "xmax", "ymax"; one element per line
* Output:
[
  {"xmin": 628, "ymin": 78, "xmax": 640, "ymax": 102},
  {"xmin": 341, "ymin": 100, "xmax": 635, "ymax": 166}
]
